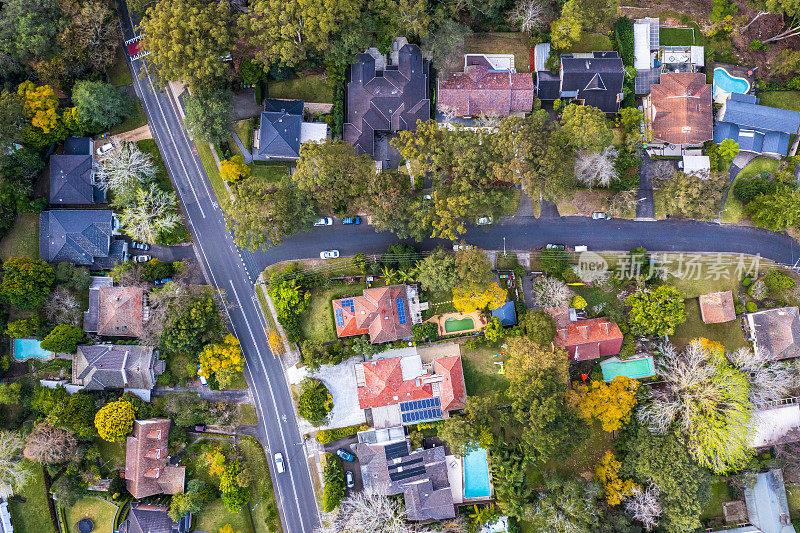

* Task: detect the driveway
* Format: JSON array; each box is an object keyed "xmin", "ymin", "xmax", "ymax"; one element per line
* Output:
[
  {"xmin": 636, "ymin": 150, "xmax": 655, "ymax": 219},
  {"xmin": 323, "ymin": 435, "xmax": 363, "ymax": 494}
]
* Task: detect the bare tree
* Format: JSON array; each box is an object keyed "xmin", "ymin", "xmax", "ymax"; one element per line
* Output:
[
  {"xmin": 625, "ymin": 485, "xmax": 662, "ymax": 531},
  {"xmin": 317, "ymin": 488, "xmax": 439, "ymax": 533},
  {"xmin": 533, "ymin": 277, "xmax": 572, "ymax": 308},
  {"xmin": 728, "ymin": 347, "xmax": 799, "ymax": 405},
  {"xmin": 95, "ymin": 140, "xmax": 158, "ymax": 202},
  {"xmin": 0, "ymin": 431, "xmax": 30, "ymax": 498},
  {"xmin": 647, "ymin": 160, "xmax": 676, "ymax": 188},
  {"xmin": 23, "ymin": 423, "xmax": 79, "ymax": 465},
  {"xmin": 438, "ymin": 104, "xmax": 460, "ymax": 124},
  {"xmin": 120, "ymin": 183, "xmax": 182, "ymax": 243},
  {"xmin": 475, "ymin": 111, "xmax": 502, "ymax": 129},
  {"xmin": 508, "ymin": 0, "xmax": 546, "ymax": 33},
  {"xmin": 763, "ymin": 16, "xmax": 800, "ymax": 43},
  {"xmin": 44, "ymin": 287, "xmax": 82, "ymax": 327},
  {"xmin": 575, "ymin": 146, "xmax": 619, "ymax": 188}
]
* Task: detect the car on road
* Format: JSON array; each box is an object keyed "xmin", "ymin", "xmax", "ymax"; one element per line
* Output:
[
  {"xmin": 320, "ymin": 250, "xmax": 340, "ymax": 259},
  {"xmin": 341, "ymin": 217, "xmax": 361, "ymax": 225},
  {"xmin": 346, "ymin": 470, "xmax": 354, "ymax": 488},
  {"xmin": 545, "ymin": 244, "xmax": 565, "ymax": 250},
  {"xmin": 96, "ymin": 142, "xmax": 115, "ymax": 157},
  {"xmin": 592, "ymin": 212, "xmax": 610, "ymax": 220},
  {"xmin": 314, "ymin": 217, "xmax": 333, "ymax": 226},
  {"xmin": 133, "ymin": 254, "xmax": 151, "ymax": 263},
  {"xmin": 275, "ymin": 453, "xmax": 285, "ymax": 474},
  {"xmin": 131, "ymin": 241, "xmax": 150, "ymax": 250},
  {"xmin": 476, "ymin": 216, "xmax": 493, "ymax": 225},
  {"xmin": 336, "ymin": 448, "xmax": 355, "ymax": 462},
  {"xmin": 452, "ymin": 243, "xmax": 474, "ymax": 251}
]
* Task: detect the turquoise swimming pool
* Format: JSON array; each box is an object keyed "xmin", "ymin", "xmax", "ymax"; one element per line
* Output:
[
  {"xmin": 600, "ymin": 356, "xmax": 656, "ymax": 381},
  {"xmin": 714, "ymin": 67, "xmax": 750, "ymax": 99},
  {"xmin": 463, "ymin": 447, "xmax": 491, "ymax": 499},
  {"xmin": 13, "ymin": 338, "xmax": 53, "ymax": 361}
]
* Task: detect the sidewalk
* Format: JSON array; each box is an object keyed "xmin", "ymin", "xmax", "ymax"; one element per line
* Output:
[{"xmin": 152, "ymin": 385, "xmax": 253, "ymax": 404}]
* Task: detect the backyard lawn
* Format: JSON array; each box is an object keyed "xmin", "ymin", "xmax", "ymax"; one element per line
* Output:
[
  {"xmin": 10, "ymin": 462, "xmax": 56, "ymax": 533},
  {"xmin": 0, "ymin": 214, "xmax": 39, "ymax": 260},
  {"xmin": 671, "ymin": 298, "xmax": 748, "ymax": 352},
  {"xmin": 110, "ymin": 99, "xmax": 147, "ymax": 135},
  {"xmin": 96, "ymin": 438, "xmax": 126, "ymax": 471},
  {"xmin": 459, "ymin": 343, "xmax": 509, "ymax": 397},
  {"xmin": 250, "ymin": 162, "xmax": 290, "ymax": 185},
  {"xmin": 566, "ymin": 33, "xmax": 614, "ymax": 54},
  {"xmin": 659, "ymin": 26, "xmax": 696, "ymax": 45},
  {"xmin": 268, "ymin": 74, "xmax": 333, "ymax": 103},
  {"xmin": 194, "ymin": 500, "xmax": 253, "ymax": 533},
  {"xmin": 465, "ymin": 33, "xmax": 532, "ymax": 73},
  {"xmin": 722, "ymin": 157, "xmax": 780, "ymax": 223},
  {"xmin": 700, "ymin": 480, "xmax": 732, "ymax": 521},
  {"xmin": 65, "ymin": 497, "xmax": 117, "ymax": 533},
  {"xmin": 757, "ymin": 90, "xmax": 800, "ymax": 112},
  {"xmin": 300, "ymin": 283, "xmax": 368, "ymax": 344}
]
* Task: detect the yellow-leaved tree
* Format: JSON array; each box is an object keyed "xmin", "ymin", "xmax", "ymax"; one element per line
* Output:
[
  {"xmin": 452, "ymin": 282, "xmax": 506, "ymax": 314},
  {"xmin": 94, "ymin": 399, "xmax": 135, "ymax": 442},
  {"xmin": 17, "ymin": 81, "xmax": 60, "ymax": 133},
  {"xmin": 595, "ymin": 451, "xmax": 638, "ymax": 505},
  {"xmin": 220, "ymin": 155, "xmax": 251, "ymax": 182},
  {"xmin": 268, "ymin": 331, "xmax": 285, "ymax": 355},
  {"xmin": 569, "ymin": 375, "xmax": 639, "ymax": 431},
  {"xmin": 199, "ymin": 334, "xmax": 244, "ymax": 389}
]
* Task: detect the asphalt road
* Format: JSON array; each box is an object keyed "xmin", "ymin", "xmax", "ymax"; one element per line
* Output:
[{"xmin": 116, "ymin": 3, "xmax": 320, "ymax": 532}]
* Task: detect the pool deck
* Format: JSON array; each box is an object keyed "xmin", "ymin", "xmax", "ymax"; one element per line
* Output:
[
  {"xmin": 427, "ymin": 311, "xmax": 487, "ymax": 337},
  {"xmin": 713, "ymin": 62, "xmax": 755, "ymax": 103}
]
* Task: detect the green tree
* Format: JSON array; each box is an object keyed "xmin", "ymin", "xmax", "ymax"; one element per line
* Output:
[
  {"xmin": 560, "ymin": 104, "xmax": 614, "ymax": 152},
  {"xmin": 423, "ymin": 18, "xmax": 472, "ymax": 74},
  {"xmin": 0, "ymin": 0, "xmax": 61, "ymax": 64},
  {"xmin": 297, "ymin": 378, "xmax": 332, "ymax": 427},
  {"xmin": 416, "ymin": 248, "xmax": 458, "ymax": 293},
  {"xmin": 617, "ymin": 107, "xmax": 644, "ymax": 134},
  {"xmin": 140, "ymin": 0, "xmax": 234, "ymax": 87},
  {"xmin": 291, "ymin": 139, "xmax": 373, "ymax": 215},
  {"xmin": 484, "ymin": 317, "xmax": 505, "ymax": 343},
  {"xmin": 162, "ymin": 291, "xmax": 224, "ymax": 357},
  {"xmin": 0, "ymin": 91, "xmax": 26, "ymax": 153},
  {"xmin": 765, "ymin": 270, "xmax": 796, "ymax": 292},
  {"xmin": 746, "ymin": 187, "xmax": 800, "ymax": 230},
  {"xmin": 540, "ymin": 248, "xmax": 569, "ymax": 276},
  {"xmin": 0, "ymin": 383, "xmax": 21, "ymax": 405},
  {"xmin": 506, "ymin": 336, "xmax": 569, "ymax": 383},
  {"xmin": 322, "ymin": 455, "xmax": 345, "ymax": 512},
  {"xmin": 40, "ymin": 324, "xmax": 83, "ymax": 354},
  {"xmin": 183, "ymin": 86, "xmax": 233, "ymax": 145},
  {"xmin": 5, "ymin": 316, "xmax": 39, "ymax": 338},
  {"xmin": 268, "ymin": 277, "xmax": 309, "ymax": 343},
  {"xmin": 1, "ymin": 257, "xmax": 55, "ymax": 310},
  {"xmin": 518, "ymin": 310, "xmax": 556, "ymax": 345},
  {"xmin": 718, "ymin": 138, "xmax": 740, "ymax": 160},
  {"xmin": 72, "ymin": 80, "xmax": 131, "ymax": 132},
  {"xmin": 455, "ymin": 247, "xmax": 494, "ymax": 288},
  {"xmin": 59, "ymin": 0, "xmax": 122, "ymax": 73},
  {"xmin": 364, "ymin": 169, "xmax": 426, "ymax": 240},
  {"xmin": 550, "ymin": 0, "xmax": 583, "ymax": 49},
  {"xmin": 625, "ymin": 285, "xmax": 686, "ymax": 336},
  {"xmin": 169, "ymin": 485, "xmax": 207, "ymax": 521},
  {"xmin": 94, "ymin": 399, "xmax": 136, "ymax": 442},
  {"xmin": 491, "ymin": 112, "xmax": 553, "ymax": 198},
  {"xmin": 528, "ymin": 475, "xmax": 604, "ymax": 533},
  {"xmin": 733, "ymin": 175, "xmax": 778, "ymax": 204},
  {"xmin": 374, "ymin": 0, "xmax": 432, "ymax": 39},
  {"xmin": 657, "ymin": 171, "xmax": 728, "ymax": 220},
  {"xmin": 50, "ymin": 470, "xmax": 87, "ymax": 507}
]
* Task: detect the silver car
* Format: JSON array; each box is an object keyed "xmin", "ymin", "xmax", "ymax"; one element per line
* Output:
[
  {"xmin": 320, "ymin": 250, "xmax": 340, "ymax": 259},
  {"xmin": 313, "ymin": 217, "xmax": 333, "ymax": 226}
]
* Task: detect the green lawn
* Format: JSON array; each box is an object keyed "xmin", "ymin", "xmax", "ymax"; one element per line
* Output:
[
  {"xmin": 250, "ymin": 162, "xmax": 290, "ymax": 185},
  {"xmin": 787, "ymin": 485, "xmax": 800, "ymax": 519},
  {"xmin": 300, "ymin": 283, "xmax": 368, "ymax": 344},
  {"xmin": 110, "ymin": 98, "xmax": 147, "ymax": 135},
  {"xmin": 659, "ymin": 27, "xmax": 696, "ymax": 46},
  {"xmin": 721, "ymin": 158, "xmax": 780, "ymax": 224},
  {"xmin": 11, "ymin": 462, "xmax": 56, "ymax": 533},
  {"xmin": 239, "ymin": 404, "xmax": 259, "ymax": 425},
  {"xmin": 700, "ymin": 480, "xmax": 731, "ymax": 520},
  {"xmin": 194, "ymin": 500, "xmax": 253, "ymax": 533},
  {"xmin": 0, "ymin": 214, "xmax": 39, "ymax": 260},
  {"xmin": 240, "ymin": 437, "xmax": 282, "ymax": 533},
  {"xmin": 195, "ymin": 141, "xmax": 230, "ymax": 205},
  {"xmin": 268, "ymin": 75, "xmax": 333, "ymax": 103},
  {"xmin": 541, "ymin": 421, "xmax": 611, "ymax": 479},
  {"xmin": 65, "ymin": 497, "xmax": 117, "ymax": 533},
  {"xmin": 756, "ymin": 91, "xmax": 800, "ymax": 112},
  {"xmin": 234, "ymin": 119, "xmax": 254, "ymax": 149},
  {"xmin": 566, "ymin": 33, "xmax": 614, "ymax": 54},
  {"xmin": 459, "ymin": 343, "xmax": 509, "ymax": 397},
  {"xmin": 465, "ymin": 33, "xmax": 532, "ymax": 73},
  {"xmin": 166, "ymin": 351, "xmax": 195, "ymax": 385},
  {"xmin": 136, "ymin": 139, "xmax": 171, "ymax": 192},
  {"xmin": 106, "ymin": 46, "xmax": 133, "ymax": 86},
  {"xmin": 498, "ymin": 189, "xmax": 521, "ymax": 217},
  {"xmin": 572, "ymin": 284, "xmax": 626, "ymax": 318},
  {"xmin": 96, "ymin": 439, "xmax": 126, "ymax": 471},
  {"xmin": 671, "ymin": 298, "xmax": 748, "ymax": 352}
]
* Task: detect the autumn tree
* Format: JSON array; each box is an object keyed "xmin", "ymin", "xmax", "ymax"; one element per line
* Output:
[
  {"xmin": 140, "ymin": 0, "xmax": 234, "ymax": 87},
  {"xmin": 625, "ymin": 285, "xmax": 686, "ymax": 336},
  {"xmin": 452, "ymin": 282, "xmax": 506, "ymax": 313},
  {"xmin": 220, "ymin": 155, "xmax": 251, "ymax": 182},
  {"xmin": 23, "ymin": 422, "xmax": 79, "ymax": 464},
  {"xmin": 96, "ymin": 141, "xmax": 159, "ymax": 205},
  {"xmin": 416, "ymin": 248, "xmax": 458, "ymax": 293},
  {"xmin": 16, "ymin": 81, "xmax": 72, "ymax": 146},
  {"xmin": 40, "ymin": 324, "xmax": 84, "ymax": 354},
  {"xmin": 199, "ymin": 334, "xmax": 244, "ymax": 389},
  {"xmin": 95, "ymin": 399, "xmax": 136, "ymax": 442},
  {"xmin": 59, "ymin": 0, "xmax": 121, "ymax": 73},
  {"xmin": 596, "ymin": 452, "xmax": 638, "ymax": 505},
  {"xmin": 560, "ymin": 104, "xmax": 614, "ymax": 152},
  {"xmin": 506, "ymin": 336, "xmax": 568, "ymax": 382},
  {"xmin": 1, "ymin": 257, "xmax": 55, "ymax": 310},
  {"xmin": 72, "ymin": 80, "xmax": 131, "ymax": 132},
  {"xmin": 183, "ymin": 86, "xmax": 234, "ymax": 145},
  {"xmin": 569, "ymin": 376, "xmax": 639, "ymax": 431}
]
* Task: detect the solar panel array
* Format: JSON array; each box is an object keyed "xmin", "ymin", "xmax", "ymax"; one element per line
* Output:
[
  {"xmin": 396, "ymin": 298, "xmax": 406, "ymax": 325},
  {"xmin": 334, "ymin": 308, "xmax": 344, "ymax": 327},
  {"xmin": 341, "ymin": 299, "xmax": 355, "ymax": 312},
  {"xmin": 389, "ymin": 465, "xmax": 426, "ymax": 482},
  {"xmin": 400, "ymin": 397, "xmax": 442, "ymax": 424},
  {"xmin": 384, "ymin": 441, "xmax": 410, "ymax": 460}
]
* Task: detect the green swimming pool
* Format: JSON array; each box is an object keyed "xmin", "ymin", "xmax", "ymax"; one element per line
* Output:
[
  {"xmin": 444, "ymin": 317, "xmax": 475, "ymax": 333},
  {"xmin": 600, "ymin": 356, "xmax": 655, "ymax": 381}
]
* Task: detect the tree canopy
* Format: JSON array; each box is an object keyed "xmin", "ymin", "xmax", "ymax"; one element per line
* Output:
[
  {"xmin": 1, "ymin": 257, "xmax": 54, "ymax": 310},
  {"xmin": 94, "ymin": 399, "xmax": 136, "ymax": 442},
  {"xmin": 625, "ymin": 285, "xmax": 686, "ymax": 336}
]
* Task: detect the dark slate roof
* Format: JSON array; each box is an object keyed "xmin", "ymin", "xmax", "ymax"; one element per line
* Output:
[
  {"xmin": 73, "ymin": 344, "xmax": 157, "ymax": 391},
  {"xmin": 253, "ymin": 108, "xmax": 302, "ymax": 160},
  {"xmin": 344, "ymin": 44, "xmax": 430, "ymax": 161},
  {"xmin": 39, "ymin": 210, "xmax": 121, "ymax": 267},
  {"xmin": 720, "ymin": 94, "xmax": 800, "ymax": 135},
  {"xmin": 49, "ymin": 154, "xmax": 105, "ymax": 205},
  {"xmin": 560, "ymin": 52, "xmax": 625, "ymax": 114},
  {"xmin": 714, "ymin": 122, "xmax": 792, "ymax": 156},
  {"xmin": 118, "ymin": 504, "xmax": 182, "ymax": 533},
  {"xmin": 264, "ymin": 98, "xmax": 304, "ymax": 115},
  {"xmin": 536, "ymin": 71, "xmax": 561, "ymax": 101},
  {"xmin": 64, "ymin": 137, "xmax": 92, "ymax": 156}
]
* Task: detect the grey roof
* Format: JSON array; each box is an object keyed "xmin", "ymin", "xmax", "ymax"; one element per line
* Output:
[
  {"xmin": 49, "ymin": 154, "xmax": 104, "ymax": 205},
  {"xmin": 560, "ymin": 52, "xmax": 625, "ymax": 114},
  {"xmin": 715, "ymin": 93, "xmax": 800, "ymax": 156},
  {"xmin": 744, "ymin": 469, "xmax": 796, "ymax": 533},
  {"xmin": 118, "ymin": 505, "xmax": 182, "ymax": 533},
  {"xmin": 0, "ymin": 501, "xmax": 11, "ymax": 533},
  {"xmin": 64, "ymin": 137, "xmax": 92, "ymax": 156},
  {"xmin": 748, "ymin": 307, "xmax": 800, "ymax": 361},
  {"xmin": 39, "ymin": 210, "xmax": 123, "ymax": 267},
  {"xmin": 73, "ymin": 344, "xmax": 159, "ymax": 391},
  {"xmin": 264, "ymin": 98, "xmax": 304, "ymax": 115},
  {"xmin": 253, "ymin": 100, "xmax": 304, "ymax": 160},
  {"xmin": 344, "ymin": 43, "xmax": 430, "ymax": 164},
  {"xmin": 536, "ymin": 71, "xmax": 561, "ymax": 101}
]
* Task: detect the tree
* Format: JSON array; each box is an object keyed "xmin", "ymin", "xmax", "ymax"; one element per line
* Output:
[
  {"xmin": 518, "ymin": 310, "xmax": 556, "ymax": 345},
  {"xmin": 727, "ymin": 346, "xmax": 797, "ymax": 405},
  {"xmin": 162, "ymin": 291, "xmax": 224, "ymax": 357},
  {"xmin": 491, "ymin": 112, "xmax": 554, "ymax": 198},
  {"xmin": 0, "ymin": 0, "xmax": 61, "ymax": 64},
  {"xmin": 5, "ymin": 316, "xmax": 39, "ymax": 338},
  {"xmin": 297, "ymin": 378, "xmax": 332, "ymax": 427},
  {"xmin": 17, "ymin": 81, "xmax": 63, "ymax": 137},
  {"xmin": 0, "ymin": 91, "xmax": 26, "ymax": 153},
  {"xmin": 169, "ymin": 484, "xmax": 207, "ymax": 521},
  {"xmin": 733, "ymin": 174, "xmax": 778, "ymax": 204},
  {"xmin": 0, "ymin": 383, "xmax": 21, "ymax": 406},
  {"xmin": 746, "ymin": 187, "xmax": 800, "ymax": 230},
  {"xmin": 95, "ymin": 400, "xmax": 136, "ymax": 442},
  {"xmin": 374, "ymin": 0, "xmax": 433, "ymax": 39},
  {"xmin": 120, "ymin": 183, "xmax": 182, "ymax": 243},
  {"xmin": 484, "ymin": 317, "xmax": 505, "ymax": 342},
  {"xmin": 199, "ymin": 334, "xmax": 244, "ymax": 389},
  {"xmin": 508, "ymin": 0, "xmax": 546, "ymax": 32},
  {"xmin": 72, "ymin": 80, "xmax": 131, "ymax": 132},
  {"xmin": 140, "ymin": 0, "xmax": 234, "ymax": 87},
  {"xmin": 560, "ymin": 105, "xmax": 614, "ymax": 152},
  {"xmin": 571, "ymin": 295, "xmax": 587, "ymax": 309},
  {"xmin": 452, "ymin": 282, "xmax": 506, "ymax": 313},
  {"xmin": 625, "ymin": 485, "xmax": 662, "ymax": 531},
  {"xmin": 617, "ymin": 108, "xmax": 644, "ymax": 134},
  {"xmin": 595, "ymin": 452, "xmax": 638, "ymax": 505},
  {"xmin": 437, "ymin": 415, "xmax": 481, "ymax": 458},
  {"xmin": 0, "ymin": 431, "xmax": 30, "ymax": 497},
  {"xmin": 364, "ymin": 170, "xmax": 426, "ymax": 240},
  {"xmin": 506, "ymin": 336, "xmax": 569, "ymax": 383},
  {"xmin": 268, "ymin": 278, "xmax": 308, "ymax": 343},
  {"xmin": 23, "ymin": 422, "xmax": 79, "ymax": 464},
  {"xmin": 416, "ymin": 248, "xmax": 458, "ymax": 293},
  {"xmin": 183, "ymin": 86, "xmax": 234, "ymax": 144},
  {"xmin": 657, "ymin": 171, "xmax": 728, "ymax": 220},
  {"xmin": 1, "ymin": 257, "xmax": 54, "ymax": 310},
  {"xmin": 292, "ymin": 140, "xmax": 373, "ymax": 215},
  {"xmin": 220, "ymin": 155, "xmax": 251, "ymax": 182},
  {"xmin": 533, "ymin": 278, "xmax": 572, "ymax": 309},
  {"xmin": 528, "ymin": 475, "xmax": 603, "ymax": 533},
  {"xmin": 423, "ymin": 19, "xmax": 472, "ymax": 74},
  {"xmin": 540, "ymin": 247, "xmax": 569, "ymax": 276},
  {"xmin": 718, "ymin": 138, "xmax": 739, "ymax": 160},
  {"xmin": 96, "ymin": 141, "xmax": 159, "ymax": 205},
  {"xmin": 455, "ymin": 247, "xmax": 494, "ymax": 288},
  {"xmin": 575, "ymin": 146, "xmax": 619, "ymax": 188},
  {"xmin": 50, "ymin": 470, "xmax": 86, "ymax": 507},
  {"xmin": 625, "ymin": 285, "xmax": 686, "ymax": 336},
  {"xmin": 569, "ymin": 376, "xmax": 639, "ymax": 431},
  {"xmin": 765, "ymin": 270, "xmax": 796, "ymax": 292},
  {"xmin": 58, "ymin": 0, "xmax": 121, "ymax": 73},
  {"xmin": 322, "ymin": 455, "xmax": 345, "ymax": 512},
  {"xmin": 550, "ymin": 0, "xmax": 583, "ymax": 49},
  {"xmin": 40, "ymin": 324, "xmax": 83, "ymax": 354},
  {"xmin": 31, "ymin": 387, "xmax": 97, "ymax": 438}
]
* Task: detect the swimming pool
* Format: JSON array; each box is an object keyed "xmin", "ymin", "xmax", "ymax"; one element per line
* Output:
[
  {"xmin": 444, "ymin": 317, "xmax": 475, "ymax": 333},
  {"xmin": 13, "ymin": 338, "xmax": 53, "ymax": 361},
  {"xmin": 463, "ymin": 447, "xmax": 491, "ymax": 499},
  {"xmin": 600, "ymin": 356, "xmax": 656, "ymax": 381},
  {"xmin": 714, "ymin": 67, "xmax": 750, "ymax": 100}
]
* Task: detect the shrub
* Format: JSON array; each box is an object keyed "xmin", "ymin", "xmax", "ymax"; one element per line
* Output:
[
  {"xmin": 733, "ymin": 176, "xmax": 778, "ymax": 204},
  {"xmin": 316, "ymin": 424, "xmax": 370, "ymax": 444},
  {"xmin": 749, "ymin": 279, "xmax": 767, "ymax": 300},
  {"xmin": 613, "ymin": 17, "xmax": 635, "ymax": 66},
  {"xmin": 297, "ymin": 378, "xmax": 332, "ymax": 427},
  {"xmin": 746, "ymin": 301, "xmax": 757, "ymax": 313},
  {"xmin": 540, "ymin": 248, "xmax": 569, "ymax": 276},
  {"xmin": 571, "ymin": 295, "xmax": 588, "ymax": 309},
  {"xmin": 734, "ymin": 301, "xmax": 744, "ymax": 314},
  {"xmin": 764, "ymin": 270, "xmax": 796, "ymax": 292},
  {"xmin": 742, "ymin": 275, "xmax": 752, "ymax": 287},
  {"xmin": 322, "ymin": 455, "xmax": 345, "ymax": 512}
]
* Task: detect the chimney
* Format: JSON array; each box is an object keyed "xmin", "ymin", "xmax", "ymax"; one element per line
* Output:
[
  {"xmin": 600, "ymin": 322, "xmax": 611, "ymax": 335},
  {"xmin": 557, "ymin": 328, "xmax": 568, "ymax": 341},
  {"xmin": 577, "ymin": 325, "xmax": 589, "ymax": 339}
]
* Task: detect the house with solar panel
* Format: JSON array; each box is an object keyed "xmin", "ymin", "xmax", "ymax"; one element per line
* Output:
[
  {"xmin": 714, "ymin": 93, "xmax": 800, "ymax": 157},
  {"xmin": 252, "ymin": 99, "xmax": 328, "ymax": 161},
  {"xmin": 354, "ymin": 351, "xmax": 467, "ymax": 428},
  {"xmin": 331, "ymin": 284, "xmax": 425, "ymax": 344}
]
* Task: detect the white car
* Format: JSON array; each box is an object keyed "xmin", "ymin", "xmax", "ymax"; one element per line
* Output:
[
  {"xmin": 592, "ymin": 212, "xmax": 610, "ymax": 220},
  {"xmin": 313, "ymin": 217, "xmax": 333, "ymax": 227},
  {"xmin": 320, "ymin": 250, "xmax": 340, "ymax": 259},
  {"xmin": 133, "ymin": 254, "xmax": 151, "ymax": 263},
  {"xmin": 452, "ymin": 243, "xmax": 474, "ymax": 251},
  {"xmin": 476, "ymin": 216, "xmax": 493, "ymax": 225},
  {"xmin": 96, "ymin": 142, "xmax": 115, "ymax": 157},
  {"xmin": 274, "ymin": 453, "xmax": 285, "ymax": 474}
]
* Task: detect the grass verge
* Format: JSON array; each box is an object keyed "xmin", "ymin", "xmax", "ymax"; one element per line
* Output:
[
  {"xmin": 239, "ymin": 404, "xmax": 259, "ymax": 425},
  {"xmin": 106, "ymin": 46, "xmax": 133, "ymax": 86},
  {"xmin": 268, "ymin": 75, "xmax": 333, "ymax": 103},
  {"xmin": 255, "ymin": 285, "xmax": 279, "ymax": 332},
  {"xmin": 195, "ymin": 141, "xmax": 230, "ymax": 205},
  {"xmin": 240, "ymin": 436, "xmax": 283, "ymax": 533},
  {"xmin": 0, "ymin": 214, "xmax": 39, "ymax": 260}
]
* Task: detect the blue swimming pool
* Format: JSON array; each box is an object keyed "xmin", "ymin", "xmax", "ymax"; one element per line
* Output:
[
  {"xmin": 13, "ymin": 338, "xmax": 53, "ymax": 361},
  {"xmin": 714, "ymin": 67, "xmax": 750, "ymax": 98},
  {"xmin": 463, "ymin": 447, "xmax": 491, "ymax": 499}
]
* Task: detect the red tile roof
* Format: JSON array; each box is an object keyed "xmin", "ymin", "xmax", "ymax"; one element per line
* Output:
[
  {"xmin": 434, "ymin": 355, "xmax": 467, "ymax": 411},
  {"xmin": 555, "ymin": 318, "xmax": 623, "ymax": 361},
  {"xmin": 124, "ymin": 419, "xmax": 185, "ymax": 499},
  {"xmin": 333, "ymin": 284, "xmax": 412, "ymax": 343},
  {"xmin": 98, "ymin": 286, "xmax": 144, "ymax": 337},
  {"xmin": 699, "ymin": 291, "xmax": 736, "ymax": 323},
  {"xmin": 646, "ymin": 72, "xmax": 713, "ymax": 145},
  {"xmin": 438, "ymin": 66, "xmax": 535, "ymax": 117}
]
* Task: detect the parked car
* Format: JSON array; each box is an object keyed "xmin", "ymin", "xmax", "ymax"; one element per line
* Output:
[
  {"xmin": 133, "ymin": 254, "xmax": 151, "ymax": 263},
  {"xmin": 320, "ymin": 250, "xmax": 340, "ymax": 259},
  {"xmin": 452, "ymin": 243, "xmax": 474, "ymax": 251},
  {"xmin": 274, "ymin": 453, "xmax": 285, "ymax": 474},
  {"xmin": 545, "ymin": 244, "xmax": 565, "ymax": 250},
  {"xmin": 154, "ymin": 277, "xmax": 173, "ymax": 285},
  {"xmin": 313, "ymin": 217, "xmax": 333, "ymax": 226},
  {"xmin": 423, "ymin": 194, "xmax": 432, "ymax": 200},
  {"xmin": 346, "ymin": 470, "xmax": 354, "ymax": 488},
  {"xmin": 336, "ymin": 448, "xmax": 355, "ymax": 462},
  {"xmin": 476, "ymin": 216, "xmax": 493, "ymax": 225},
  {"xmin": 341, "ymin": 216, "xmax": 361, "ymax": 225},
  {"xmin": 196, "ymin": 364, "xmax": 208, "ymax": 386},
  {"xmin": 592, "ymin": 212, "xmax": 610, "ymax": 220},
  {"xmin": 96, "ymin": 142, "xmax": 115, "ymax": 157},
  {"xmin": 131, "ymin": 241, "xmax": 150, "ymax": 250}
]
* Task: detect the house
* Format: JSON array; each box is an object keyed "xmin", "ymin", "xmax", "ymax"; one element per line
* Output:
[
  {"xmin": 534, "ymin": 43, "xmax": 561, "ymax": 102},
  {"xmin": 437, "ymin": 55, "xmax": 535, "ymax": 117},
  {"xmin": 633, "ymin": 18, "xmax": 705, "ymax": 95},
  {"xmin": 699, "ymin": 291, "xmax": 736, "ymax": 323},
  {"xmin": 251, "ymin": 99, "xmax": 328, "ymax": 161},
  {"xmin": 554, "ymin": 318, "xmax": 624, "ymax": 361},
  {"xmin": 714, "ymin": 93, "xmax": 800, "ymax": 157},
  {"xmin": 83, "ymin": 286, "xmax": 144, "ymax": 337},
  {"xmin": 118, "ymin": 503, "xmax": 190, "ymax": 533},
  {"xmin": 643, "ymin": 73, "xmax": 713, "ymax": 148},
  {"xmin": 747, "ymin": 306, "xmax": 800, "ymax": 361},
  {"xmin": 355, "ymin": 352, "xmax": 466, "ymax": 428},
  {"xmin": 71, "ymin": 345, "xmax": 163, "ymax": 401},
  {"xmin": 356, "ymin": 429, "xmax": 456, "ymax": 521},
  {"xmin": 125, "ymin": 419, "xmax": 185, "ymax": 499},
  {"xmin": 710, "ymin": 469, "xmax": 796, "ymax": 533},
  {"xmin": 39, "ymin": 210, "xmax": 126, "ymax": 268},
  {"xmin": 344, "ymin": 38, "xmax": 430, "ymax": 168},
  {"xmin": 0, "ymin": 500, "xmax": 12, "ymax": 533},
  {"xmin": 538, "ymin": 52, "xmax": 624, "ymax": 115},
  {"xmin": 332, "ymin": 284, "xmax": 424, "ymax": 343},
  {"xmin": 49, "ymin": 136, "xmax": 104, "ymax": 205}
]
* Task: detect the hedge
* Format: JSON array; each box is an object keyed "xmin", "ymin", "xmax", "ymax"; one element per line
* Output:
[
  {"xmin": 316, "ymin": 424, "xmax": 369, "ymax": 444},
  {"xmin": 614, "ymin": 17, "xmax": 634, "ymax": 66},
  {"xmin": 745, "ymin": 301, "xmax": 757, "ymax": 313},
  {"xmin": 322, "ymin": 455, "xmax": 345, "ymax": 513},
  {"xmin": 113, "ymin": 498, "xmax": 131, "ymax": 528}
]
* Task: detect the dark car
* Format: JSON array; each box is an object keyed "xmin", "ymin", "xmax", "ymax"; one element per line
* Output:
[
  {"xmin": 341, "ymin": 217, "xmax": 362, "ymax": 225},
  {"xmin": 336, "ymin": 448, "xmax": 355, "ymax": 462},
  {"xmin": 346, "ymin": 470, "xmax": 354, "ymax": 488}
]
